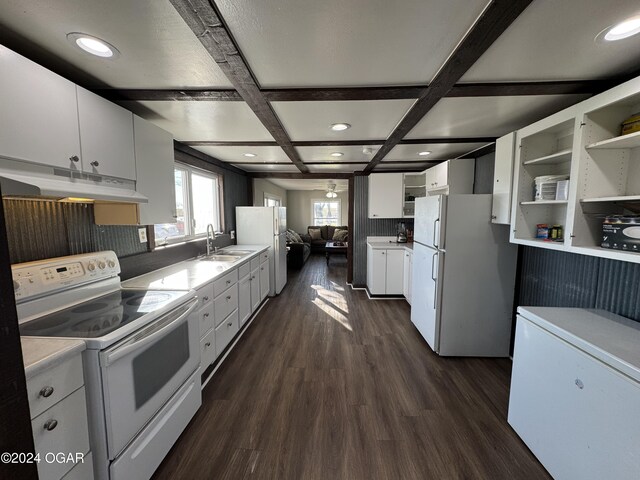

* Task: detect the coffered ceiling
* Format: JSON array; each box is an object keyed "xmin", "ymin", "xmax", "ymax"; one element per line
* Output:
[{"xmin": 0, "ymin": 0, "xmax": 639, "ymax": 176}]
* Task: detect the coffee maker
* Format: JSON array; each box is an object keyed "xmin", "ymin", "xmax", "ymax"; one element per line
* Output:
[{"xmin": 396, "ymin": 222, "xmax": 407, "ymax": 243}]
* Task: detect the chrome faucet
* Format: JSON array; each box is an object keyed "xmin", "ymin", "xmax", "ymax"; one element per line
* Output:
[{"xmin": 206, "ymin": 224, "xmax": 216, "ymax": 256}]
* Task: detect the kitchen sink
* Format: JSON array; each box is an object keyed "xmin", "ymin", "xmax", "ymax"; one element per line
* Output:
[
  {"xmin": 219, "ymin": 250, "xmax": 253, "ymax": 256},
  {"xmin": 199, "ymin": 254, "xmax": 242, "ymax": 262}
]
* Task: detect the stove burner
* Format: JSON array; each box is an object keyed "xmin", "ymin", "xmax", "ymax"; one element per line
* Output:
[
  {"xmin": 71, "ymin": 314, "xmax": 130, "ymax": 337},
  {"xmin": 73, "ymin": 302, "xmax": 108, "ymax": 313},
  {"xmin": 126, "ymin": 292, "xmax": 173, "ymax": 307}
]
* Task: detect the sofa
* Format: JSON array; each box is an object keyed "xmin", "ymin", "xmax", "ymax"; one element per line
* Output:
[
  {"xmin": 286, "ymin": 229, "xmax": 311, "ymax": 268},
  {"xmin": 300, "ymin": 225, "xmax": 348, "ymax": 253}
]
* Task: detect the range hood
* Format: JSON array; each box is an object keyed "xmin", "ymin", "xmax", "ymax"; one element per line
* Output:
[{"xmin": 0, "ymin": 159, "xmax": 148, "ymax": 203}]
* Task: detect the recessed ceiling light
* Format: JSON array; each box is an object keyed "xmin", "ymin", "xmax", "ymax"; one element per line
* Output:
[
  {"xmin": 243, "ymin": 153, "xmax": 257, "ymax": 157},
  {"xmin": 598, "ymin": 15, "xmax": 640, "ymax": 42},
  {"xmin": 331, "ymin": 123, "xmax": 351, "ymax": 131},
  {"xmin": 67, "ymin": 33, "xmax": 119, "ymax": 58},
  {"xmin": 418, "ymin": 151, "xmax": 432, "ymax": 156},
  {"xmin": 330, "ymin": 152, "xmax": 344, "ymax": 157}
]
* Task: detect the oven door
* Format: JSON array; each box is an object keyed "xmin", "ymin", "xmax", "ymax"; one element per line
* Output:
[{"xmin": 99, "ymin": 297, "xmax": 200, "ymax": 459}]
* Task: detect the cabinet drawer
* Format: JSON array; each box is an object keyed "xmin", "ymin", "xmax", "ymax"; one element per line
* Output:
[
  {"xmin": 197, "ymin": 303, "xmax": 214, "ymax": 338},
  {"xmin": 32, "ymin": 387, "xmax": 90, "ymax": 480},
  {"xmin": 238, "ymin": 261, "xmax": 251, "ymax": 279},
  {"xmin": 27, "ymin": 354, "xmax": 84, "ymax": 419},
  {"xmin": 195, "ymin": 283, "xmax": 214, "ymax": 310},
  {"xmin": 250, "ymin": 256, "xmax": 261, "ymax": 271},
  {"xmin": 200, "ymin": 329, "xmax": 215, "ymax": 372},
  {"xmin": 214, "ymin": 285, "xmax": 238, "ymax": 327},
  {"xmin": 260, "ymin": 250, "xmax": 269, "ymax": 264},
  {"xmin": 61, "ymin": 452, "xmax": 93, "ymax": 480},
  {"xmin": 213, "ymin": 269, "xmax": 238, "ymax": 296},
  {"xmin": 215, "ymin": 310, "xmax": 239, "ymax": 357}
]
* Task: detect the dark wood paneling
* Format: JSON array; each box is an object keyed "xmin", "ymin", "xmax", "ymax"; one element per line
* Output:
[
  {"xmin": 448, "ymin": 80, "xmax": 611, "ymax": 97},
  {"xmin": 169, "ymin": 0, "xmax": 308, "ymax": 173},
  {"xmin": 95, "ymin": 89, "xmax": 242, "ymax": 102},
  {"xmin": 182, "ymin": 138, "xmax": 496, "ymax": 148},
  {"xmin": 183, "ymin": 140, "xmax": 279, "ymax": 147},
  {"xmin": 175, "ymin": 142, "xmax": 249, "ymax": 176},
  {"xmin": 250, "ymin": 173, "xmax": 353, "ymax": 179},
  {"xmin": 363, "ymin": 0, "xmax": 534, "ymax": 173},
  {"xmin": 0, "ymin": 187, "xmax": 38, "ymax": 480},
  {"xmin": 151, "ymin": 255, "xmax": 550, "ymax": 479}
]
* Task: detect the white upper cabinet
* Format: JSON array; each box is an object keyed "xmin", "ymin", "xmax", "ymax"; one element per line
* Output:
[
  {"xmin": 424, "ymin": 159, "xmax": 475, "ymax": 196},
  {"xmin": 368, "ymin": 173, "xmax": 403, "ymax": 218},
  {"xmin": 77, "ymin": 86, "xmax": 136, "ymax": 180},
  {"xmin": 133, "ymin": 116, "xmax": 176, "ymax": 225},
  {"xmin": 492, "ymin": 132, "xmax": 517, "ymax": 224},
  {"xmin": 0, "ymin": 46, "xmax": 82, "ymax": 170}
]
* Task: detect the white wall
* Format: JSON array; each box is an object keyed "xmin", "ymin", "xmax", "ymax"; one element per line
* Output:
[
  {"xmin": 252, "ymin": 179, "xmax": 287, "ymax": 207},
  {"xmin": 286, "ymin": 190, "xmax": 348, "ymax": 233}
]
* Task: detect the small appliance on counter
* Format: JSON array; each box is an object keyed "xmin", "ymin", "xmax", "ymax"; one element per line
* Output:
[{"xmin": 396, "ymin": 222, "xmax": 407, "ymax": 243}]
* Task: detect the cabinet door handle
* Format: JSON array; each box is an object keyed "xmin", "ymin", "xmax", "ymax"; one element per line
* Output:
[
  {"xmin": 203, "ymin": 312, "xmax": 209, "ymax": 318},
  {"xmin": 39, "ymin": 386, "xmax": 54, "ymax": 398},
  {"xmin": 44, "ymin": 419, "xmax": 58, "ymax": 431},
  {"xmin": 226, "ymin": 280, "xmax": 231, "ymax": 284},
  {"xmin": 227, "ymin": 322, "xmax": 233, "ymax": 327},
  {"xmin": 203, "ymin": 296, "xmax": 209, "ymax": 301},
  {"xmin": 205, "ymin": 342, "xmax": 211, "ymax": 348},
  {"xmin": 381, "ymin": 252, "xmax": 385, "ymax": 255},
  {"xmin": 90, "ymin": 161, "xmax": 99, "ymax": 167},
  {"xmin": 226, "ymin": 295, "xmax": 231, "ymax": 300},
  {"xmin": 69, "ymin": 155, "xmax": 80, "ymax": 163}
]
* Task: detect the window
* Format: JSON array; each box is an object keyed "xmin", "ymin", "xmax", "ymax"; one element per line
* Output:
[
  {"xmin": 154, "ymin": 163, "xmax": 222, "ymax": 245},
  {"xmin": 312, "ymin": 200, "xmax": 341, "ymax": 226},
  {"xmin": 264, "ymin": 193, "xmax": 281, "ymax": 207}
]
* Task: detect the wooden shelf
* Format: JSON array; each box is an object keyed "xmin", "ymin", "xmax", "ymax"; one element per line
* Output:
[
  {"xmin": 514, "ymin": 238, "xmax": 566, "ymax": 250},
  {"xmin": 405, "ymin": 185, "xmax": 426, "ymax": 189},
  {"xmin": 521, "ymin": 200, "xmax": 568, "ymax": 205},
  {"xmin": 586, "ymin": 131, "xmax": 640, "ymax": 150},
  {"xmin": 523, "ymin": 149, "xmax": 572, "ymax": 166},
  {"xmin": 581, "ymin": 195, "xmax": 640, "ymax": 203}
]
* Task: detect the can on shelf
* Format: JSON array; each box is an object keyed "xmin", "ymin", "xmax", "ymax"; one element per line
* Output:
[{"xmin": 550, "ymin": 225, "xmax": 563, "ymax": 241}]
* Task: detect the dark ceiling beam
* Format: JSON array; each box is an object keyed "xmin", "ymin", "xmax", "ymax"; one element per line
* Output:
[
  {"xmin": 169, "ymin": 0, "xmax": 308, "ymax": 173},
  {"xmin": 249, "ymin": 172, "xmax": 353, "ymax": 179},
  {"xmin": 362, "ymin": 0, "xmax": 534, "ymax": 174},
  {"xmin": 459, "ymin": 142, "xmax": 497, "ymax": 159},
  {"xmin": 233, "ymin": 160, "xmax": 437, "ymax": 166},
  {"xmin": 95, "ymin": 80, "xmax": 607, "ymax": 103},
  {"xmin": 181, "ymin": 137, "xmax": 495, "ymax": 148}
]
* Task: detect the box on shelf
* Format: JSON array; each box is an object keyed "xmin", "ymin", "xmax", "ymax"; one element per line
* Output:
[
  {"xmin": 601, "ymin": 216, "xmax": 640, "ymax": 252},
  {"xmin": 555, "ymin": 180, "xmax": 569, "ymax": 201},
  {"xmin": 534, "ymin": 175, "xmax": 569, "ymax": 201},
  {"xmin": 621, "ymin": 113, "xmax": 640, "ymax": 135}
]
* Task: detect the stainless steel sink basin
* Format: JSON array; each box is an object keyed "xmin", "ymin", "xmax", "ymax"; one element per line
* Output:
[
  {"xmin": 199, "ymin": 254, "xmax": 242, "ymax": 262},
  {"xmin": 219, "ymin": 250, "xmax": 253, "ymax": 256}
]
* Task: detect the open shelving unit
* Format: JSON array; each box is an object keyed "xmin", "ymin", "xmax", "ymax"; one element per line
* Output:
[
  {"xmin": 402, "ymin": 172, "xmax": 426, "ymax": 217},
  {"xmin": 510, "ymin": 108, "xmax": 577, "ymax": 247}
]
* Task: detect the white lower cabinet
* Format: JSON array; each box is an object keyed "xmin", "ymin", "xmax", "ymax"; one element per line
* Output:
[
  {"xmin": 238, "ymin": 274, "xmax": 252, "ymax": 327},
  {"xmin": 215, "ymin": 310, "xmax": 239, "ymax": 355},
  {"xmin": 367, "ymin": 245, "xmax": 404, "ymax": 295},
  {"xmin": 199, "ymin": 330, "xmax": 215, "ymax": 375},
  {"xmin": 402, "ymin": 250, "xmax": 413, "ymax": 304},
  {"xmin": 259, "ymin": 260, "xmax": 269, "ymax": 301},
  {"xmin": 509, "ymin": 308, "xmax": 640, "ymax": 480},
  {"xmin": 26, "ymin": 350, "xmax": 93, "ymax": 480},
  {"xmin": 250, "ymin": 267, "xmax": 261, "ymax": 311}
]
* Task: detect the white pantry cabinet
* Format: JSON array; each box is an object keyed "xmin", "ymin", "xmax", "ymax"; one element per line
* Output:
[
  {"xmin": 424, "ymin": 159, "xmax": 475, "ymax": 195},
  {"xmin": 368, "ymin": 173, "xmax": 403, "ymax": 218},
  {"xmin": 492, "ymin": 132, "xmax": 516, "ymax": 224},
  {"xmin": 509, "ymin": 307, "xmax": 640, "ymax": 480},
  {"xmin": 366, "ymin": 244, "xmax": 404, "ymax": 295},
  {"xmin": 76, "ymin": 86, "xmax": 136, "ymax": 180},
  {"xmin": 0, "ymin": 46, "xmax": 82, "ymax": 170}
]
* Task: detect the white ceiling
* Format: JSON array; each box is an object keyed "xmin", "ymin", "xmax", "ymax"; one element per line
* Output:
[
  {"xmin": 0, "ymin": 0, "xmax": 232, "ymax": 88},
  {"xmin": 215, "ymin": 0, "xmax": 490, "ymax": 87},
  {"xmin": 462, "ymin": 0, "xmax": 640, "ymax": 82},
  {"xmin": 268, "ymin": 179, "xmax": 349, "ymax": 192},
  {"xmin": 1, "ymin": 0, "xmax": 639, "ymax": 175}
]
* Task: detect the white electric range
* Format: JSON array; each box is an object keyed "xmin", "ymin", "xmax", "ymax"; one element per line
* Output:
[{"xmin": 14, "ymin": 251, "xmax": 202, "ymax": 480}]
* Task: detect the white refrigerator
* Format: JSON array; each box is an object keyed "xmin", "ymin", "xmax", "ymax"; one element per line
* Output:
[
  {"xmin": 235, "ymin": 206, "xmax": 287, "ymax": 296},
  {"xmin": 411, "ymin": 194, "xmax": 517, "ymax": 356}
]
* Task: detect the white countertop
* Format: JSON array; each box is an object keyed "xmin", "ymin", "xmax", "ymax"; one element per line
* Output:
[
  {"xmin": 122, "ymin": 245, "xmax": 270, "ymax": 291},
  {"xmin": 518, "ymin": 307, "xmax": 640, "ymax": 383},
  {"xmin": 366, "ymin": 236, "xmax": 414, "ymax": 251},
  {"xmin": 21, "ymin": 337, "xmax": 86, "ymax": 379}
]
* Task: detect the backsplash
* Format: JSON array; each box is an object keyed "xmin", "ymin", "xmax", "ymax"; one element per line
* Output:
[{"xmin": 3, "ymin": 199, "xmax": 147, "ymax": 264}]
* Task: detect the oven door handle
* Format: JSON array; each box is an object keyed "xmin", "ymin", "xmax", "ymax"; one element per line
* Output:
[{"xmin": 101, "ymin": 298, "xmax": 198, "ymax": 366}]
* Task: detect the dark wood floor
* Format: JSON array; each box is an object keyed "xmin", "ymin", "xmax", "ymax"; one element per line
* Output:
[{"xmin": 153, "ymin": 255, "xmax": 549, "ymax": 480}]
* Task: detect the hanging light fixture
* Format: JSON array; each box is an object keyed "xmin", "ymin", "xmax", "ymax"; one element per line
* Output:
[{"xmin": 325, "ymin": 183, "xmax": 338, "ymax": 198}]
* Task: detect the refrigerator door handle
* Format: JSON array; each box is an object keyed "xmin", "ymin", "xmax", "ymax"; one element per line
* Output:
[
  {"xmin": 433, "ymin": 218, "xmax": 440, "ymax": 248},
  {"xmin": 431, "ymin": 252, "xmax": 437, "ymax": 309}
]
